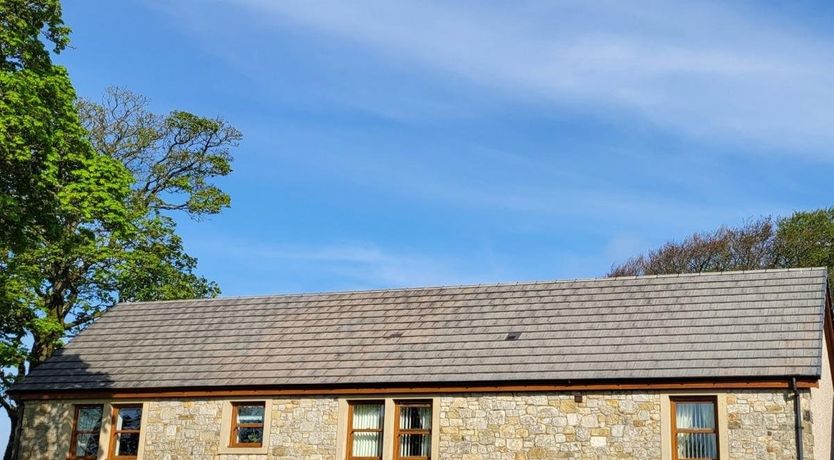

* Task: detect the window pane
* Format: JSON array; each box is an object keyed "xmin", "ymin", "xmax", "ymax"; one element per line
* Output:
[
  {"xmin": 399, "ymin": 406, "xmax": 431, "ymax": 430},
  {"xmin": 114, "ymin": 432, "xmax": 140, "ymax": 456},
  {"xmin": 352, "ymin": 403, "xmax": 384, "ymax": 430},
  {"xmin": 236, "ymin": 405, "xmax": 264, "ymax": 424},
  {"xmin": 398, "ymin": 433, "xmax": 431, "ymax": 457},
  {"xmin": 76, "ymin": 406, "xmax": 102, "ymax": 431},
  {"xmin": 677, "ymin": 432, "xmax": 718, "ymax": 459},
  {"xmin": 676, "ymin": 402, "xmax": 715, "ymax": 430},
  {"xmin": 351, "ymin": 431, "xmax": 382, "ymax": 458},
  {"xmin": 236, "ymin": 427, "xmax": 264, "ymax": 445},
  {"xmin": 74, "ymin": 433, "xmax": 99, "ymax": 457},
  {"xmin": 117, "ymin": 407, "xmax": 142, "ymax": 430}
]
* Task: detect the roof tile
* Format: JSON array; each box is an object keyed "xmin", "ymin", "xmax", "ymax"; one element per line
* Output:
[{"xmin": 13, "ymin": 267, "xmax": 828, "ymax": 392}]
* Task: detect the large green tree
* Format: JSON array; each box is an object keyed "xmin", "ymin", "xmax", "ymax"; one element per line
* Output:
[
  {"xmin": 1, "ymin": 1, "xmax": 130, "ymax": 456},
  {"xmin": 775, "ymin": 209, "xmax": 834, "ymax": 275},
  {"xmin": 1, "ymin": 0, "xmax": 129, "ymax": 252},
  {"xmin": 0, "ymin": 2, "xmax": 241, "ymax": 458}
]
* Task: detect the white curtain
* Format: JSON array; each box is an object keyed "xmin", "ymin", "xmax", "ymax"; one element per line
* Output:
[
  {"xmin": 676, "ymin": 402, "xmax": 715, "ymax": 429},
  {"xmin": 352, "ymin": 404, "xmax": 383, "ymax": 457},
  {"xmin": 399, "ymin": 406, "xmax": 431, "ymax": 430},
  {"xmin": 676, "ymin": 402, "xmax": 717, "ymax": 459},
  {"xmin": 398, "ymin": 434, "xmax": 431, "ymax": 457},
  {"xmin": 398, "ymin": 406, "xmax": 431, "ymax": 457}
]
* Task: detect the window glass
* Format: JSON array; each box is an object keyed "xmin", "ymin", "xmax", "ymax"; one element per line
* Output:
[
  {"xmin": 116, "ymin": 407, "xmax": 142, "ymax": 431},
  {"xmin": 76, "ymin": 406, "xmax": 102, "ymax": 431},
  {"xmin": 236, "ymin": 426, "xmax": 264, "ymax": 445},
  {"xmin": 113, "ymin": 433, "xmax": 140, "ymax": 456},
  {"xmin": 231, "ymin": 403, "xmax": 265, "ymax": 447},
  {"xmin": 350, "ymin": 403, "xmax": 384, "ymax": 458},
  {"xmin": 674, "ymin": 399, "xmax": 718, "ymax": 460},
  {"xmin": 75, "ymin": 433, "xmax": 100, "ymax": 458},
  {"xmin": 396, "ymin": 402, "xmax": 431, "ymax": 459},
  {"xmin": 111, "ymin": 405, "xmax": 142, "ymax": 458},
  {"xmin": 71, "ymin": 405, "xmax": 102, "ymax": 459}
]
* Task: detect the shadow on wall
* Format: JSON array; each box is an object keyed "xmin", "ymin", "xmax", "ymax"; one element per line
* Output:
[{"xmin": 15, "ymin": 351, "xmax": 115, "ymax": 459}]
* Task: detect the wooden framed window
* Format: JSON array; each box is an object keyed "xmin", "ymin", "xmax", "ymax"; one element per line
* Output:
[
  {"xmin": 69, "ymin": 404, "xmax": 103, "ymax": 460},
  {"xmin": 671, "ymin": 396, "xmax": 719, "ymax": 460},
  {"xmin": 108, "ymin": 405, "xmax": 142, "ymax": 459},
  {"xmin": 229, "ymin": 402, "xmax": 266, "ymax": 447},
  {"xmin": 394, "ymin": 400, "xmax": 432, "ymax": 460},
  {"xmin": 347, "ymin": 401, "xmax": 384, "ymax": 460}
]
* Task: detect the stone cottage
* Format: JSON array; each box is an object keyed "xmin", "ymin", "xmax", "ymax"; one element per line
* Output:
[{"xmin": 10, "ymin": 267, "xmax": 834, "ymax": 460}]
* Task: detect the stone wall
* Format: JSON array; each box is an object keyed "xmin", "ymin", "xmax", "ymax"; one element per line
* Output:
[
  {"xmin": 142, "ymin": 399, "xmax": 225, "ymax": 458},
  {"xmin": 17, "ymin": 399, "xmax": 74, "ymax": 459},
  {"xmin": 438, "ymin": 393, "xmax": 660, "ymax": 460},
  {"xmin": 436, "ymin": 391, "xmax": 815, "ymax": 460},
  {"xmin": 269, "ymin": 398, "xmax": 339, "ymax": 460},
  {"xmin": 17, "ymin": 390, "xmax": 816, "ymax": 460},
  {"xmin": 141, "ymin": 398, "xmax": 339, "ymax": 460},
  {"xmin": 726, "ymin": 391, "xmax": 814, "ymax": 460},
  {"xmin": 17, "ymin": 397, "xmax": 339, "ymax": 460}
]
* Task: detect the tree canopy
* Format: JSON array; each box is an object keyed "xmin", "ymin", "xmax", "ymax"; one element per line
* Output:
[
  {"xmin": 0, "ymin": 0, "xmax": 129, "ymax": 253},
  {"xmin": 609, "ymin": 209, "xmax": 834, "ymax": 289},
  {"xmin": 0, "ymin": 2, "xmax": 241, "ymax": 457}
]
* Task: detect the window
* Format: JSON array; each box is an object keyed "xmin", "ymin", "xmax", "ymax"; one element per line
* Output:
[
  {"xmin": 671, "ymin": 397, "xmax": 719, "ymax": 460},
  {"xmin": 343, "ymin": 399, "xmax": 435, "ymax": 460},
  {"xmin": 347, "ymin": 401, "xmax": 384, "ymax": 460},
  {"xmin": 70, "ymin": 405, "xmax": 103, "ymax": 460},
  {"xmin": 229, "ymin": 402, "xmax": 266, "ymax": 447},
  {"xmin": 109, "ymin": 405, "xmax": 142, "ymax": 459},
  {"xmin": 394, "ymin": 401, "xmax": 432, "ymax": 460}
]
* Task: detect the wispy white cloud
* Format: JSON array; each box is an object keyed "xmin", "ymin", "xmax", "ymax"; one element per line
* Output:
[
  {"xmin": 157, "ymin": 0, "xmax": 834, "ymax": 157},
  {"xmin": 202, "ymin": 239, "xmax": 491, "ymax": 290},
  {"xmin": 269, "ymin": 131, "xmax": 781, "ymax": 230}
]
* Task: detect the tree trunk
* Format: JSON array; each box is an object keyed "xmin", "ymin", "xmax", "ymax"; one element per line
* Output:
[{"xmin": 3, "ymin": 404, "xmax": 20, "ymax": 460}]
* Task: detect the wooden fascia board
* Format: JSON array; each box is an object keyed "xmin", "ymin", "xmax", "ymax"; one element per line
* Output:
[{"xmin": 12, "ymin": 377, "xmax": 820, "ymax": 401}]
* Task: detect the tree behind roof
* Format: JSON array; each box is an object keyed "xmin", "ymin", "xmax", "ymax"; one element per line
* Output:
[{"xmin": 609, "ymin": 210, "xmax": 834, "ymax": 290}]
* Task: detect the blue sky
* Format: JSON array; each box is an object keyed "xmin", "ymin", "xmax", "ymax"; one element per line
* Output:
[{"xmin": 5, "ymin": 0, "xmax": 834, "ymax": 451}]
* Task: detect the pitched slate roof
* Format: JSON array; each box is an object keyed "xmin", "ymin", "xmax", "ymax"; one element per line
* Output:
[{"xmin": 14, "ymin": 267, "xmax": 829, "ymax": 393}]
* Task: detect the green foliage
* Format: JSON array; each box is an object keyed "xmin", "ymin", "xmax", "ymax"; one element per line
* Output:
[
  {"xmin": 776, "ymin": 208, "xmax": 834, "ymax": 282},
  {"xmin": 78, "ymin": 87, "xmax": 239, "ymax": 217},
  {"xmin": 0, "ymin": 0, "xmax": 69, "ymax": 71},
  {"xmin": 0, "ymin": 64, "xmax": 130, "ymax": 251},
  {"xmin": 0, "ymin": 85, "xmax": 239, "ymax": 372},
  {"xmin": 114, "ymin": 216, "xmax": 220, "ymax": 302},
  {"xmin": 0, "ymin": 0, "xmax": 114, "ymax": 254},
  {"xmin": 0, "ymin": 3, "xmax": 126, "ymax": 457},
  {"xmin": 610, "ymin": 208, "xmax": 834, "ymax": 289},
  {"xmin": 0, "ymin": 3, "xmax": 241, "ymax": 457}
]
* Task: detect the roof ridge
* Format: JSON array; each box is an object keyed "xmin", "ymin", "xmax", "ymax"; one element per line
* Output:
[{"xmin": 116, "ymin": 267, "xmax": 827, "ymax": 306}]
